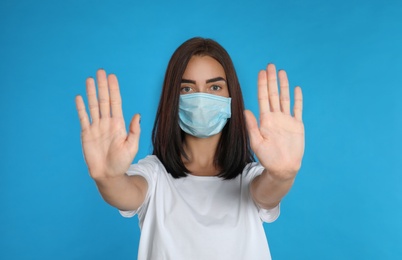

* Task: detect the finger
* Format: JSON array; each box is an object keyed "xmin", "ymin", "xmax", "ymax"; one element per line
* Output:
[
  {"xmin": 293, "ymin": 86, "xmax": 303, "ymax": 121},
  {"xmin": 244, "ymin": 110, "xmax": 263, "ymax": 150},
  {"xmin": 75, "ymin": 95, "xmax": 90, "ymax": 131},
  {"xmin": 96, "ymin": 69, "xmax": 110, "ymax": 118},
  {"xmin": 267, "ymin": 64, "xmax": 280, "ymax": 112},
  {"xmin": 86, "ymin": 77, "xmax": 99, "ymax": 123},
  {"xmin": 126, "ymin": 114, "xmax": 141, "ymax": 156},
  {"xmin": 108, "ymin": 74, "xmax": 123, "ymax": 118},
  {"xmin": 257, "ymin": 70, "xmax": 270, "ymax": 116},
  {"xmin": 278, "ymin": 70, "xmax": 291, "ymax": 115}
]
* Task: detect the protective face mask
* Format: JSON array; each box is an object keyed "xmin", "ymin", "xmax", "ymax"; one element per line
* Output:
[{"xmin": 179, "ymin": 93, "xmax": 231, "ymax": 138}]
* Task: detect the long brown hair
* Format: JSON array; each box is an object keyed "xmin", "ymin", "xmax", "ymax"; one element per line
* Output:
[{"xmin": 152, "ymin": 37, "xmax": 254, "ymax": 179}]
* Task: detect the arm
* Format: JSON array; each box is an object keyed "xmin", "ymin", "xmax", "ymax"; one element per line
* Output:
[
  {"xmin": 75, "ymin": 69, "xmax": 147, "ymax": 211},
  {"xmin": 245, "ymin": 64, "xmax": 304, "ymax": 209},
  {"xmin": 94, "ymin": 174, "xmax": 148, "ymax": 211},
  {"xmin": 250, "ymin": 169, "xmax": 295, "ymax": 209}
]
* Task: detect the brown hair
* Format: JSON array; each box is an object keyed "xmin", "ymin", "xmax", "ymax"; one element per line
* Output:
[{"xmin": 152, "ymin": 37, "xmax": 254, "ymax": 179}]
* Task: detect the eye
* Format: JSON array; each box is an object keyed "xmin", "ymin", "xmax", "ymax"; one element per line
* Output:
[
  {"xmin": 180, "ymin": 86, "xmax": 193, "ymax": 93},
  {"xmin": 210, "ymin": 85, "xmax": 222, "ymax": 91}
]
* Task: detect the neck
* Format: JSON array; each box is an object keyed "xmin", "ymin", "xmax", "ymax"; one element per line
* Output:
[{"xmin": 182, "ymin": 133, "xmax": 222, "ymax": 176}]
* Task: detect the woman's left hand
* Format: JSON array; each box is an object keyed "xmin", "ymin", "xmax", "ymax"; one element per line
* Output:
[{"xmin": 244, "ymin": 64, "xmax": 305, "ymax": 181}]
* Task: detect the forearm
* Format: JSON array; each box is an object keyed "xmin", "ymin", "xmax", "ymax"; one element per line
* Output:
[
  {"xmin": 94, "ymin": 174, "xmax": 147, "ymax": 211},
  {"xmin": 251, "ymin": 169, "xmax": 296, "ymax": 209}
]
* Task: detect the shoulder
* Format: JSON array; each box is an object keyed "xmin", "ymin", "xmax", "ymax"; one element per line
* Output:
[
  {"xmin": 127, "ymin": 155, "xmax": 164, "ymax": 176},
  {"xmin": 119, "ymin": 156, "xmax": 166, "ymax": 218},
  {"xmin": 242, "ymin": 162, "xmax": 281, "ymax": 223},
  {"xmin": 125, "ymin": 155, "xmax": 168, "ymax": 189},
  {"xmin": 241, "ymin": 162, "xmax": 265, "ymax": 182}
]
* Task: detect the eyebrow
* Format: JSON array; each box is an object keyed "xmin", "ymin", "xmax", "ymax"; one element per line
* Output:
[{"xmin": 181, "ymin": 77, "xmax": 226, "ymax": 84}]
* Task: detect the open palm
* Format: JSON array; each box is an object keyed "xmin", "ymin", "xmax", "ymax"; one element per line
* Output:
[
  {"xmin": 245, "ymin": 64, "xmax": 305, "ymax": 181},
  {"xmin": 75, "ymin": 70, "xmax": 141, "ymax": 180}
]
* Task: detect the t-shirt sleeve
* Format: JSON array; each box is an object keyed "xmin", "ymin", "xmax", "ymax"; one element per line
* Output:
[
  {"xmin": 258, "ymin": 205, "xmax": 280, "ymax": 223},
  {"xmin": 119, "ymin": 156, "xmax": 158, "ymax": 218},
  {"xmin": 244, "ymin": 162, "xmax": 281, "ymax": 223}
]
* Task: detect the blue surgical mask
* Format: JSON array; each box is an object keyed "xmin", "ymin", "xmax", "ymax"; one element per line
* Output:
[{"xmin": 179, "ymin": 93, "xmax": 231, "ymax": 138}]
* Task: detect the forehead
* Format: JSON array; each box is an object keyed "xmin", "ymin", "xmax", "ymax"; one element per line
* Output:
[{"xmin": 182, "ymin": 55, "xmax": 226, "ymax": 80}]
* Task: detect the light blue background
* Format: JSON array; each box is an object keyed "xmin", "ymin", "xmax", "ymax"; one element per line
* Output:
[{"xmin": 1, "ymin": 0, "xmax": 401, "ymax": 259}]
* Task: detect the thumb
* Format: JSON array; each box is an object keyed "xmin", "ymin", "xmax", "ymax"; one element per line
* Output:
[
  {"xmin": 244, "ymin": 110, "xmax": 262, "ymax": 150},
  {"xmin": 126, "ymin": 113, "xmax": 141, "ymax": 156}
]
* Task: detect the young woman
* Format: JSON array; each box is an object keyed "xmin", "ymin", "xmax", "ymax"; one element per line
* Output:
[{"xmin": 75, "ymin": 37, "xmax": 304, "ymax": 259}]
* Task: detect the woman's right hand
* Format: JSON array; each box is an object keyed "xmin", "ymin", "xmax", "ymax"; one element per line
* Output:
[{"xmin": 75, "ymin": 69, "xmax": 141, "ymax": 181}]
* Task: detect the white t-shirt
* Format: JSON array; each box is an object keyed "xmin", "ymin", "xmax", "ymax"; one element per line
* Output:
[{"xmin": 120, "ymin": 155, "xmax": 280, "ymax": 260}]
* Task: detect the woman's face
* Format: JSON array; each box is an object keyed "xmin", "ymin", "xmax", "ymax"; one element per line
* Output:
[{"xmin": 180, "ymin": 55, "xmax": 229, "ymax": 98}]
